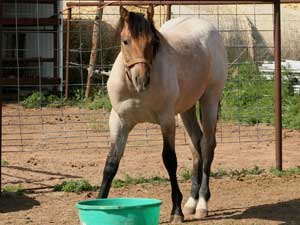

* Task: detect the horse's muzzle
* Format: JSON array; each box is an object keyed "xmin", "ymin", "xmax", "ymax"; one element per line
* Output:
[{"xmin": 129, "ymin": 63, "xmax": 151, "ymax": 92}]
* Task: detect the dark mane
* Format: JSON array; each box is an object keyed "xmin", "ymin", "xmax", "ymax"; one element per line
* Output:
[{"xmin": 116, "ymin": 11, "xmax": 160, "ymax": 56}]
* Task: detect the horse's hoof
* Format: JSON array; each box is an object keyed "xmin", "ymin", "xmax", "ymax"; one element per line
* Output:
[
  {"xmin": 182, "ymin": 206, "xmax": 195, "ymax": 216},
  {"xmin": 170, "ymin": 214, "xmax": 184, "ymax": 224},
  {"xmin": 194, "ymin": 209, "xmax": 208, "ymax": 219}
]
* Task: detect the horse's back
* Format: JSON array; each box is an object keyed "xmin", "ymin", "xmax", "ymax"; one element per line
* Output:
[
  {"xmin": 160, "ymin": 17, "xmax": 226, "ymax": 80},
  {"xmin": 159, "ymin": 17, "xmax": 227, "ymax": 113},
  {"xmin": 160, "ymin": 17, "xmax": 216, "ymax": 40}
]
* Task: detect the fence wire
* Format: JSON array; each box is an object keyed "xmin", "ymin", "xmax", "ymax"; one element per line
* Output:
[{"xmin": 1, "ymin": 1, "xmax": 281, "ymax": 154}]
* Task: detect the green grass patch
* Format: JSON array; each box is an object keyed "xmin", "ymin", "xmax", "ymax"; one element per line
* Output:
[
  {"xmin": 180, "ymin": 166, "xmax": 265, "ymax": 180},
  {"xmin": 221, "ymin": 62, "xmax": 300, "ymax": 129},
  {"xmin": 3, "ymin": 185, "xmax": 24, "ymax": 196},
  {"xmin": 21, "ymin": 89, "xmax": 112, "ymax": 112},
  {"xmin": 1, "ymin": 160, "xmax": 9, "ymax": 166},
  {"xmin": 270, "ymin": 167, "xmax": 300, "ymax": 177},
  {"xmin": 112, "ymin": 174, "xmax": 169, "ymax": 188},
  {"xmin": 53, "ymin": 179, "xmax": 97, "ymax": 193}
]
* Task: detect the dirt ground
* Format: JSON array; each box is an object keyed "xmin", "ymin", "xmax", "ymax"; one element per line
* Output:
[{"xmin": 1, "ymin": 105, "xmax": 300, "ymax": 225}]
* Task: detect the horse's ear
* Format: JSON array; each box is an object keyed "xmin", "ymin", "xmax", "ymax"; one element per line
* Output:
[
  {"xmin": 120, "ymin": 5, "xmax": 129, "ymax": 20},
  {"xmin": 147, "ymin": 5, "xmax": 154, "ymax": 22}
]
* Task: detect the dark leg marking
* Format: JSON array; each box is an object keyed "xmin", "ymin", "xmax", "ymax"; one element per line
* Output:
[
  {"xmin": 98, "ymin": 143, "xmax": 119, "ymax": 198},
  {"xmin": 162, "ymin": 138, "xmax": 184, "ymax": 221}
]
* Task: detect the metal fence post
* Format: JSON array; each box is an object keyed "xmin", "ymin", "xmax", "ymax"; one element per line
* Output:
[
  {"xmin": 274, "ymin": 0, "xmax": 282, "ymax": 170},
  {"xmin": 65, "ymin": 7, "xmax": 72, "ymax": 99}
]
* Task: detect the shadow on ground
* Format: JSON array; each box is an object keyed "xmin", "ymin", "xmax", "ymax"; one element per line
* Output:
[
  {"xmin": 231, "ymin": 198, "xmax": 300, "ymax": 225},
  {"xmin": 0, "ymin": 192, "xmax": 40, "ymax": 213},
  {"xmin": 182, "ymin": 199, "xmax": 300, "ymax": 225}
]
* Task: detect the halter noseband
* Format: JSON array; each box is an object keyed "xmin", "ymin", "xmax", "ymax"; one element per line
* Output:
[
  {"xmin": 124, "ymin": 58, "xmax": 151, "ymax": 69},
  {"xmin": 124, "ymin": 58, "xmax": 151, "ymax": 83}
]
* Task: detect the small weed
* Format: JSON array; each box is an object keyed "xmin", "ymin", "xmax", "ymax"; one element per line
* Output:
[
  {"xmin": 211, "ymin": 168, "xmax": 228, "ymax": 178},
  {"xmin": 112, "ymin": 174, "xmax": 169, "ymax": 188},
  {"xmin": 54, "ymin": 179, "xmax": 97, "ymax": 193},
  {"xmin": 270, "ymin": 167, "xmax": 300, "ymax": 177},
  {"xmin": 1, "ymin": 160, "xmax": 9, "ymax": 166},
  {"xmin": 228, "ymin": 166, "xmax": 265, "ymax": 177},
  {"xmin": 181, "ymin": 168, "xmax": 192, "ymax": 181},
  {"xmin": 211, "ymin": 166, "xmax": 264, "ymax": 178},
  {"xmin": 3, "ymin": 185, "xmax": 24, "ymax": 196}
]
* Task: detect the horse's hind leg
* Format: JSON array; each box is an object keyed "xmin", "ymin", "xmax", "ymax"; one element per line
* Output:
[
  {"xmin": 194, "ymin": 88, "xmax": 221, "ymax": 219},
  {"xmin": 98, "ymin": 109, "xmax": 133, "ymax": 198},
  {"xmin": 178, "ymin": 106, "xmax": 203, "ymax": 216}
]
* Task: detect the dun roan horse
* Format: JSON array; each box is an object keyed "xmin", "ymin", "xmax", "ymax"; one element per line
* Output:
[{"xmin": 99, "ymin": 5, "xmax": 227, "ymax": 223}]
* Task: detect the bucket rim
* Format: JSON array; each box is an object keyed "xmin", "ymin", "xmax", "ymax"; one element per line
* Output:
[{"xmin": 76, "ymin": 197, "xmax": 162, "ymax": 210}]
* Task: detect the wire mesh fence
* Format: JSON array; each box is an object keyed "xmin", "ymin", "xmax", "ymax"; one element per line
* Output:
[
  {"xmin": 3, "ymin": 0, "xmax": 300, "ymax": 194},
  {"xmin": 1, "ymin": 1, "xmax": 286, "ymax": 156}
]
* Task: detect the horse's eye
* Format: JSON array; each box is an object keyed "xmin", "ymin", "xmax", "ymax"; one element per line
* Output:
[{"xmin": 123, "ymin": 40, "xmax": 128, "ymax": 45}]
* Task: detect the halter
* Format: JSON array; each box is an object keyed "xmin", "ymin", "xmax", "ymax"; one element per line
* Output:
[{"xmin": 123, "ymin": 57, "xmax": 151, "ymax": 83}]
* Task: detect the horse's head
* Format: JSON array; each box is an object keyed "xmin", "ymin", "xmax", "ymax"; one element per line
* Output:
[{"xmin": 117, "ymin": 5, "xmax": 160, "ymax": 92}]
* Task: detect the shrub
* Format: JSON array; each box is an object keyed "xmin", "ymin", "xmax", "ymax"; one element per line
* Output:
[{"xmin": 21, "ymin": 92, "xmax": 46, "ymax": 108}]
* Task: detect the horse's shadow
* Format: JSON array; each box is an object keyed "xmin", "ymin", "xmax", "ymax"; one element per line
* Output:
[
  {"xmin": 183, "ymin": 198, "xmax": 300, "ymax": 225},
  {"xmin": 231, "ymin": 198, "xmax": 300, "ymax": 225},
  {"xmin": 0, "ymin": 192, "xmax": 40, "ymax": 213}
]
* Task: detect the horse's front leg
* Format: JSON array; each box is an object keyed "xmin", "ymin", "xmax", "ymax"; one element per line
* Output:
[
  {"xmin": 98, "ymin": 109, "xmax": 132, "ymax": 198},
  {"xmin": 161, "ymin": 118, "xmax": 184, "ymax": 223}
]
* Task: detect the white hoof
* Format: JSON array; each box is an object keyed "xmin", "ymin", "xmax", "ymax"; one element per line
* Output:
[
  {"xmin": 194, "ymin": 209, "xmax": 208, "ymax": 219},
  {"xmin": 194, "ymin": 197, "xmax": 208, "ymax": 219},
  {"xmin": 183, "ymin": 206, "xmax": 195, "ymax": 216},
  {"xmin": 183, "ymin": 197, "xmax": 197, "ymax": 216},
  {"xmin": 170, "ymin": 214, "xmax": 184, "ymax": 224}
]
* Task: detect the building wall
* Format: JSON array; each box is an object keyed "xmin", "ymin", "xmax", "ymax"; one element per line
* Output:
[
  {"xmin": 3, "ymin": 2, "xmax": 54, "ymax": 18},
  {"xmin": 1, "ymin": 2, "xmax": 60, "ymax": 79}
]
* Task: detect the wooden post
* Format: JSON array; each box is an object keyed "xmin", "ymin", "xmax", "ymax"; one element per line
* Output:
[
  {"xmin": 85, "ymin": 0, "xmax": 104, "ymax": 99},
  {"xmin": 166, "ymin": 5, "xmax": 171, "ymax": 21}
]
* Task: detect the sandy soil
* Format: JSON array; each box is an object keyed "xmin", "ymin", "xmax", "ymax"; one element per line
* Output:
[
  {"xmin": 1, "ymin": 105, "xmax": 300, "ymax": 225},
  {"xmin": 1, "ymin": 175, "xmax": 300, "ymax": 225}
]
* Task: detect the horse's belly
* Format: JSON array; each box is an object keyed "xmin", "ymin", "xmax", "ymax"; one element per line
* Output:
[
  {"xmin": 174, "ymin": 50, "xmax": 211, "ymax": 114},
  {"xmin": 175, "ymin": 79, "xmax": 207, "ymax": 114}
]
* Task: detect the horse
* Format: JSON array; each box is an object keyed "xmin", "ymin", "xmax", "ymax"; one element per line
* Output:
[{"xmin": 98, "ymin": 5, "xmax": 227, "ymax": 223}]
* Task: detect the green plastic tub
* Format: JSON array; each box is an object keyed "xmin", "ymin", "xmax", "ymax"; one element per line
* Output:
[{"xmin": 76, "ymin": 198, "xmax": 162, "ymax": 225}]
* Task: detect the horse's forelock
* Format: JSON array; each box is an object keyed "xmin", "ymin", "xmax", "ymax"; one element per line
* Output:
[{"xmin": 117, "ymin": 11, "xmax": 160, "ymax": 56}]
